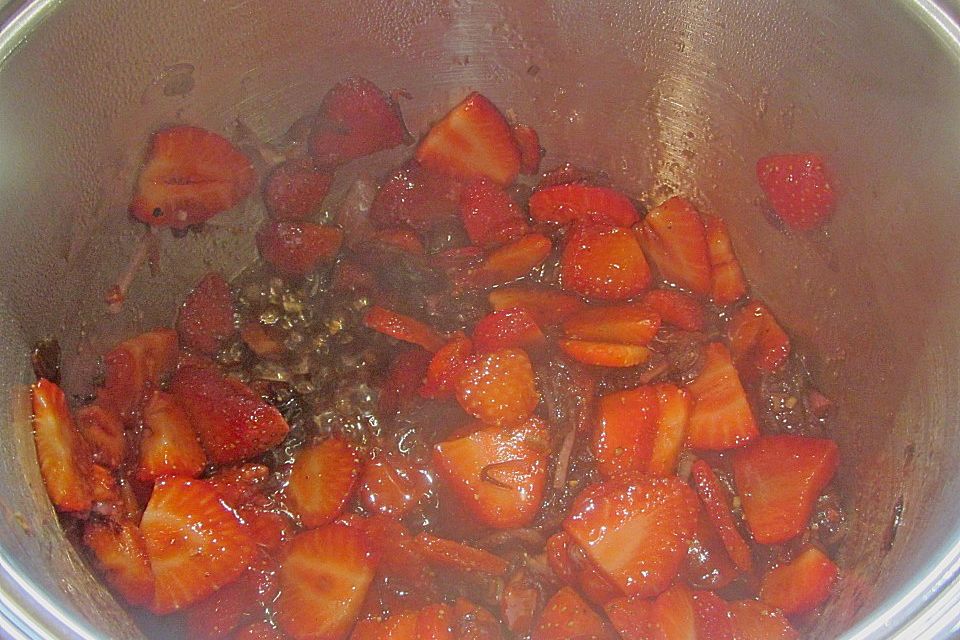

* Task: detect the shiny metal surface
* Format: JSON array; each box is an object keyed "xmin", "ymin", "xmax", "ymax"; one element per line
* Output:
[{"xmin": 0, "ymin": 0, "xmax": 959, "ymax": 638}]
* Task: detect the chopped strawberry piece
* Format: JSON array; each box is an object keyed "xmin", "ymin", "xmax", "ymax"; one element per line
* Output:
[
  {"xmin": 531, "ymin": 586, "xmax": 614, "ymax": 640},
  {"xmin": 206, "ymin": 463, "xmax": 272, "ymax": 510},
  {"xmin": 352, "ymin": 604, "xmax": 454, "ymax": 640},
  {"xmin": 285, "ymin": 437, "xmax": 361, "ymax": 528},
  {"xmin": 649, "ymin": 583, "xmax": 698, "ymax": 640},
  {"xmin": 75, "ymin": 402, "xmax": 125, "ymax": 469},
  {"xmin": 691, "ymin": 460, "xmax": 753, "ymax": 573},
  {"xmin": 140, "ymin": 477, "xmax": 256, "ymax": 614},
  {"xmin": 363, "ymin": 306, "xmax": 445, "ymax": 352},
  {"xmin": 560, "ymin": 223, "xmax": 651, "ymax": 301},
  {"xmin": 176, "ymin": 272, "xmax": 236, "ymax": 355},
  {"xmin": 691, "ymin": 590, "xmax": 736, "ymax": 640},
  {"xmin": 562, "ymin": 303, "xmax": 661, "ymax": 345},
  {"xmin": 308, "ymin": 76, "xmax": 408, "ymax": 166},
  {"xmin": 563, "ymin": 474, "xmax": 699, "ymax": 598},
  {"xmin": 256, "ymin": 221, "xmax": 343, "ymax": 278},
  {"xmin": 454, "ymin": 348, "xmax": 540, "ymax": 427},
  {"xmin": 467, "ymin": 233, "xmax": 552, "ymax": 289},
  {"xmin": 732, "ymin": 435, "xmax": 839, "ymax": 544},
  {"xmin": 501, "ymin": 569, "xmax": 542, "ymax": 635},
  {"xmin": 130, "ymin": 125, "xmax": 255, "ymax": 228},
  {"xmin": 472, "ymin": 308, "xmax": 546, "ymax": 353},
  {"xmin": 380, "ymin": 347, "xmax": 433, "ymax": 413},
  {"xmin": 370, "ymin": 161, "xmax": 460, "ymax": 232},
  {"xmin": 83, "ymin": 521, "xmax": 155, "ymax": 607},
  {"xmin": 137, "ymin": 391, "xmax": 206, "ymax": 482},
  {"xmin": 641, "ymin": 289, "xmax": 704, "ymax": 332},
  {"xmin": 184, "ymin": 556, "xmax": 278, "ymax": 640},
  {"xmin": 238, "ymin": 507, "xmax": 294, "ymax": 552},
  {"xmin": 604, "ymin": 595, "xmax": 655, "ymax": 639},
  {"xmin": 275, "ymin": 525, "xmax": 377, "ymax": 640},
  {"xmin": 529, "ymin": 184, "xmax": 640, "ymax": 227},
  {"xmin": 727, "ymin": 600, "xmax": 799, "ymax": 640},
  {"xmin": 593, "ymin": 386, "xmax": 660, "ymax": 478},
  {"xmin": 415, "ymin": 532, "xmax": 510, "ymax": 577},
  {"xmin": 727, "ymin": 301, "xmax": 791, "ymax": 378},
  {"xmin": 565, "ymin": 539, "xmax": 622, "ymax": 607},
  {"xmin": 433, "ymin": 418, "xmax": 548, "ymax": 528},
  {"xmin": 32, "ymin": 379, "xmax": 93, "ymax": 513},
  {"xmin": 359, "ymin": 455, "xmax": 431, "ymax": 518},
  {"xmin": 419, "ymin": 334, "xmax": 473, "ymax": 399},
  {"xmin": 703, "ymin": 215, "xmax": 747, "ymax": 306},
  {"xmin": 512, "ymin": 124, "xmax": 543, "ymax": 175},
  {"xmin": 416, "ymin": 92, "xmax": 520, "ymax": 185},
  {"xmin": 756, "ymin": 153, "xmax": 836, "ymax": 231},
  {"xmin": 240, "ymin": 321, "xmax": 284, "ymax": 360},
  {"xmin": 231, "ymin": 622, "xmax": 287, "ymax": 640},
  {"xmin": 636, "ymin": 197, "xmax": 712, "ymax": 295},
  {"xmin": 558, "ymin": 339, "xmax": 651, "ymax": 368},
  {"xmin": 97, "ymin": 328, "xmax": 179, "ymax": 423},
  {"xmin": 263, "ymin": 157, "xmax": 333, "ymax": 221},
  {"xmin": 760, "ymin": 547, "xmax": 839, "ymax": 615},
  {"xmin": 647, "ymin": 383, "xmax": 691, "ymax": 476},
  {"xmin": 170, "ymin": 361, "xmax": 290, "ymax": 465},
  {"xmin": 488, "ymin": 286, "xmax": 586, "ymax": 327},
  {"xmin": 459, "ymin": 177, "xmax": 530, "ymax": 248},
  {"xmin": 685, "ymin": 342, "xmax": 759, "ymax": 451},
  {"xmin": 343, "ymin": 515, "xmax": 428, "ymax": 585},
  {"xmin": 371, "ymin": 228, "xmax": 426, "ymax": 255}
]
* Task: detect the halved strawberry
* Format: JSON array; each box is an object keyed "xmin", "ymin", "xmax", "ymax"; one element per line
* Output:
[
  {"xmin": 359, "ymin": 454, "xmax": 432, "ymax": 518},
  {"xmin": 562, "ymin": 303, "xmax": 661, "ymax": 345},
  {"xmin": 308, "ymin": 76, "xmax": 408, "ymax": 166},
  {"xmin": 531, "ymin": 586, "xmax": 614, "ymax": 640},
  {"xmin": 97, "ymin": 328, "xmax": 178, "ymax": 423},
  {"xmin": 170, "ymin": 361, "xmax": 290, "ymax": 465},
  {"xmin": 727, "ymin": 301, "xmax": 791, "ymax": 378},
  {"xmin": 176, "ymin": 272, "xmax": 236, "ymax": 355},
  {"xmin": 369, "ymin": 161, "xmax": 460, "ymax": 232},
  {"xmin": 371, "ymin": 228, "xmax": 426, "ymax": 255},
  {"xmin": 184, "ymin": 555, "xmax": 278, "ymax": 640},
  {"xmin": 263, "ymin": 157, "xmax": 333, "ymax": 221},
  {"xmin": 756, "ymin": 154, "xmax": 836, "ymax": 231},
  {"xmin": 416, "ymin": 532, "xmax": 510, "ymax": 577},
  {"xmin": 130, "ymin": 125, "xmax": 255, "ymax": 228},
  {"xmin": 75, "ymin": 402, "xmax": 125, "ymax": 469},
  {"xmin": 285, "ymin": 437, "xmax": 361, "ymax": 528},
  {"xmin": 703, "ymin": 215, "xmax": 747, "ymax": 306},
  {"xmin": 558, "ymin": 339, "xmax": 651, "ymax": 368},
  {"xmin": 641, "ymin": 289, "xmax": 704, "ymax": 332},
  {"xmin": 454, "ymin": 348, "xmax": 540, "ymax": 427},
  {"xmin": 433, "ymin": 418, "xmax": 548, "ymax": 529},
  {"xmin": 563, "ymin": 474, "xmax": 699, "ymax": 598},
  {"xmin": 415, "ymin": 92, "xmax": 520, "ymax": 185},
  {"xmin": 275, "ymin": 524, "xmax": 377, "ymax": 640},
  {"xmin": 32, "ymin": 379, "xmax": 93, "ymax": 513},
  {"xmin": 419, "ymin": 334, "xmax": 473, "ymax": 399},
  {"xmin": 636, "ymin": 197, "xmax": 712, "ymax": 295},
  {"xmin": 140, "ymin": 477, "xmax": 256, "ymax": 614},
  {"xmin": 732, "ymin": 435, "xmax": 839, "ymax": 545},
  {"xmin": 137, "ymin": 391, "xmax": 206, "ymax": 482},
  {"xmin": 529, "ymin": 184, "xmax": 640, "ymax": 227},
  {"xmin": 728, "ymin": 600, "xmax": 799, "ymax": 640},
  {"xmin": 83, "ymin": 521, "xmax": 155, "ymax": 607},
  {"xmin": 459, "ymin": 177, "xmax": 530, "ymax": 248},
  {"xmin": 512, "ymin": 124, "xmax": 542, "ymax": 175},
  {"xmin": 256, "ymin": 221, "xmax": 343, "ymax": 278},
  {"xmin": 691, "ymin": 460, "xmax": 753, "ymax": 573},
  {"xmin": 364, "ymin": 306, "xmax": 446, "ymax": 352},
  {"xmin": 380, "ymin": 347, "xmax": 434, "ymax": 414},
  {"xmin": 471, "ymin": 308, "xmax": 546, "ymax": 353},
  {"xmin": 593, "ymin": 386, "xmax": 660, "ymax": 478},
  {"xmin": 685, "ymin": 342, "xmax": 759, "ymax": 451},
  {"xmin": 648, "ymin": 383, "xmax": 690, "ymax": 476},
  {"xmin": 559, "ymin": 223, "xmax": 651, "ymax": 301},
  {"xmin": 488, "ymin": 286, "xmax": 586, "ymax": 327},
  {"xmin": 604, "ymin": 595, "xmax": 654, "ymax": 639},
  {"xmin": 760, "ymin": 547, "xmax": 839, "ymax": 615},
  {"xmin": 466, "ymin": 233, "xmax": 552, "ymax": 289},
  {"xmin": 231, "ymin": 622, "xmax": 286, "ymax": 640}
]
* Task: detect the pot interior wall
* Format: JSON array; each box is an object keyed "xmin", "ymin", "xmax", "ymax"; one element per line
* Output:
[{"xmin": 0, "ymin": 0, "xmax": 959, "ymax": 638}]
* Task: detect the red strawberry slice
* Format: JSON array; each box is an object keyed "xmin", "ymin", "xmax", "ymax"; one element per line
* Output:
[
  {"xmin": 641, "ymin": 289, "xmax": 704, "ymax": 332},
  {"xmin": 459, "ymin": 177, "xmax": 530, "ymax": 248},
  {"xmin": 363, "ymin": 306, "xmax": 446, "ymax": 352},
  {"xmin": 604, "ymin": 595, "xmax": 655, "ymax": 639},
  {"xmin": 471, "ymin": 308, "xmax": 546, "ymax": 353},
  {"xmin": 369, "ymin": 161, "xmax": 461, "ymax": 232},
  {"xmin": 562, "ymin": 303, "xmax": 661, "ymax": 345},
  {"xmin": 308, "ymin": 76, "xmax": 408, "ymax": 166},
  {"xmin": 512, "ymin": 124, "xmax": 543, "ymax": 175},
  {"xmin": 170, "ymin": 360, "xmax": 290, "ymax": 465},
  {"xmin": 263, "ymin": 157, "xmax": 333, "ymax": 221},
  {"xmin": 415, "ymin": 92, "xmax": 520, "ymax": 185},
  {"xmin": 703, "ymin": 215, "xmax": 747, "ymax": 306},
  {"xmin": 140, "ymin": 477, "xmax": 256, "ymax": 614},
  {"xmin": 97, "ymin": 328, "xmax": 178, "ymax": 423},
  {"xmin": 285, "ymin": 437, "xmax": 361, "ymax": 528},
  {"xmin": 415, "ymin": 532, "xmax": 510, "ymax": 577},
  {"xmin": 647, "ymin": 383, "xmax": 691, "ymax": 477},
  {"xmin": 728, "ymin": 600, "xmax": 799, "ymax": 640},
  {"xmin": 531, "ymin": 586, "xmax": 615, "ymax": 640},
  {"xmin": 563, "ymin": 474, "xmax": 699, "ymax": 598},
  {"xmin": 176, "ymin": 272, "xmax": 236, "ymax": 355},
  {"xmin": 529, "ymin": 184, "xmax": 640, "ymax": 227},
  {"xmin": 32, "ymin": 379, "xmax": 93, "ymax": 513},
  {"xmin": 137, "ymin": 391, "xmax": 206, "ymax": 482},
  {"xmin": 130, "ymin": 126, "xmax": 255, "ymax": 228},
  {"xmin": 352, "ymin": 604, "xmax": 454, "ymax": 640},
  {"xmin": 256, "ymin": 221, "xmax": 343, "ymax": 278},
  {"xmin": 75, "ymin": 402, "xmax": 126, "ymax": 470},
  {"xmin": 454, "ymin": 348, "xmax": 540, "ymax": 427},
  {"xmin": 379, "ymin": 347, "xmax": 433, "ymax": 414},
  {"xmin": 419, "ymin": 334, "xmax": 473, "ymax": 399},
  {"xmin": 685, "ymin": 342, "xmax": 759, "ymax": 451},
  {"xmin": 275, "ymin": 524, "xmax": 377, "ymax": 640},
  {"xmin": 560, "ymin": 223, "xmax": 652, "ymax": 301},
  {"xmin": 691, "ymin": 590, "xmax": 736, "ymax": 640},
  {"xmin": 760, "ymin": 547, "xmax": 839, "ymax": 615},
  {"xmin": 488, "ymin": 286, "xmax": 586, "ymax": 327},
  {"xmin": 691, "ymin": 460, "xmax": 753, "ymax": 573},
  {"xmin": 184, "ymin": 555, "xmax": 278, "ymax": 640},
  {"xmin": 466, "ymin": 233, "xmax": 552, "ymax": 289},
  {"xmin": 558, "ymin": 339, "xmax": 651, "ymax": 368},
  {"xmin": 359, "ymin": 455, "xmax": 432, "ymax": 518},
  {"xmin": 727, "ymin": 301, "xmax": 791, "ymax": 378},
  {"xmin": 83, "ymin": 521, "xmax": 155, "ymax": 607},
  {"xmin": 636, "ymin": 197, "xmax": 712, "ymax": 295},
  {"xmin": 371, "ymin": 228, "xmax": 426, "ymax": 255},
  {"xmin": 593, "ymin": 386, "xmax": 660, "ymax": 478},
  {"xmin": 433, "ymin": 418, "xmax": 548, "ymax": 529},
  {"xmin": 231, "ymin": 622, "xmax": 287, "ymax": 640},
  {"xmin": 732, "ymin": 435, "xmax": 839, "ymax": 545},
  {"xmin": 756, "ymin": 153, "xmax": 836, "ymax": 231}
]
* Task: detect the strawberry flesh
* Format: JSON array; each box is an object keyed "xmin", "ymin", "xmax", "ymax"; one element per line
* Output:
[
  {"xmin": 263, "ymin": 157, "xmax": 333, "ymax": 221},
  {"xmin": 453, "ymin": 348, "xmax": 540, "ymax": 427},
  {"xmin": 459, "ymin": 177, "xmax": 530, "ymax": 248},
  {"xmin": 285, "ymin": 437, "xmax": 361, "ymax": 528},
  {"xmin": 756, "ymin": 153, "xmax": 836, "ymax": 231},
  {"xmin": 593, "ymin": 385, "xmax": 660, "ymax": 478},
  {"xmin": 487, "ymin": 286, "xmax": 586, "ymax": 327},
  {"xmin": 83, "ymin": 520, "xmax": 155, "ymax": 607},
  {"xmin": 685, "ymin": 342, "xmax": 759, "ymax": 451},
  {"xmin": 256, "ymin": 221, "xmax": 343, "ymax": 278},
  {"xmin": 558, "ymin": 339, "xmax": 651, "ymax": 368},
  {"xmin": 176, "ymin": 272, "xmax": 236, "ymax": 355},
  {"xmin": 75, "ymin": 402, "xmax": 126, "ymax": 470},
  {"xmin": 529, "ymin": 184, "xmax": 640, "ymax": 227},
  {"xmin": 32, "ymin": 379, "xmax": 93, "ymax": 513},
  {"xmin": 532, "ymin": 586, "xmax": 614, "ymax": 640},
  {"xmin": 97, "ymin": 328, "xmax": 179, "ymax": 423},
  {"xmin": 560, "ymin": 223, "xmax": 651, "ymax": 301},
  {"xmin": 636, "ymin": 196, "xmax": 712, "ymax": 295},
  {"xmin": 471, "ymin": 308, "xmax": 545, "ymax": 353},
  {"xmin": 370, "ymin": 161, "xmax": 461, "ymax": 232},
  {"xmin": 512, "ymin": 124, "xmax": 542, "ymax": 175},
  {"xmin": 137, "ymin": 391, "xmax": 206, "ymax": 482},
  {"xmin": 727, "ymin": 301, "xmax": 791, "ymax": 378},
  {"xmin": 759, "ymin": 546, "xmax": 839, "ymax": 615},
  {"xmin": 363, "ymin": 305, "xmax": 445, "ymax": 352},
  {"xmin": 703, "ymin": 215, "xmax": 747, "ymax": 306},
  {"xmin": 562, "ymin": 303, "xmax": 661, "ymax": 345}
]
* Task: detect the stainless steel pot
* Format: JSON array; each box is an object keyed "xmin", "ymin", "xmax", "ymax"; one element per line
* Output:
[{"xmin": 0, "ymin": 0, "xmax": 959, "ymax": 638}]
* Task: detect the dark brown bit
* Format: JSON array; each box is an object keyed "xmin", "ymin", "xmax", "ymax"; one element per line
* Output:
[
  {"xmin": 882, "ymin": 495, "xmax": 904, "ymax": 552},
  {"xmin": 31, "ymin": 338, "xmax": 61, "ymax": 383}
]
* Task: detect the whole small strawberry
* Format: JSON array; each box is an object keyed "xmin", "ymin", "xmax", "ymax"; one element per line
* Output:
[{"xmin": 756, "ymin": 153, "xmax": 836, "ymax": 231}]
